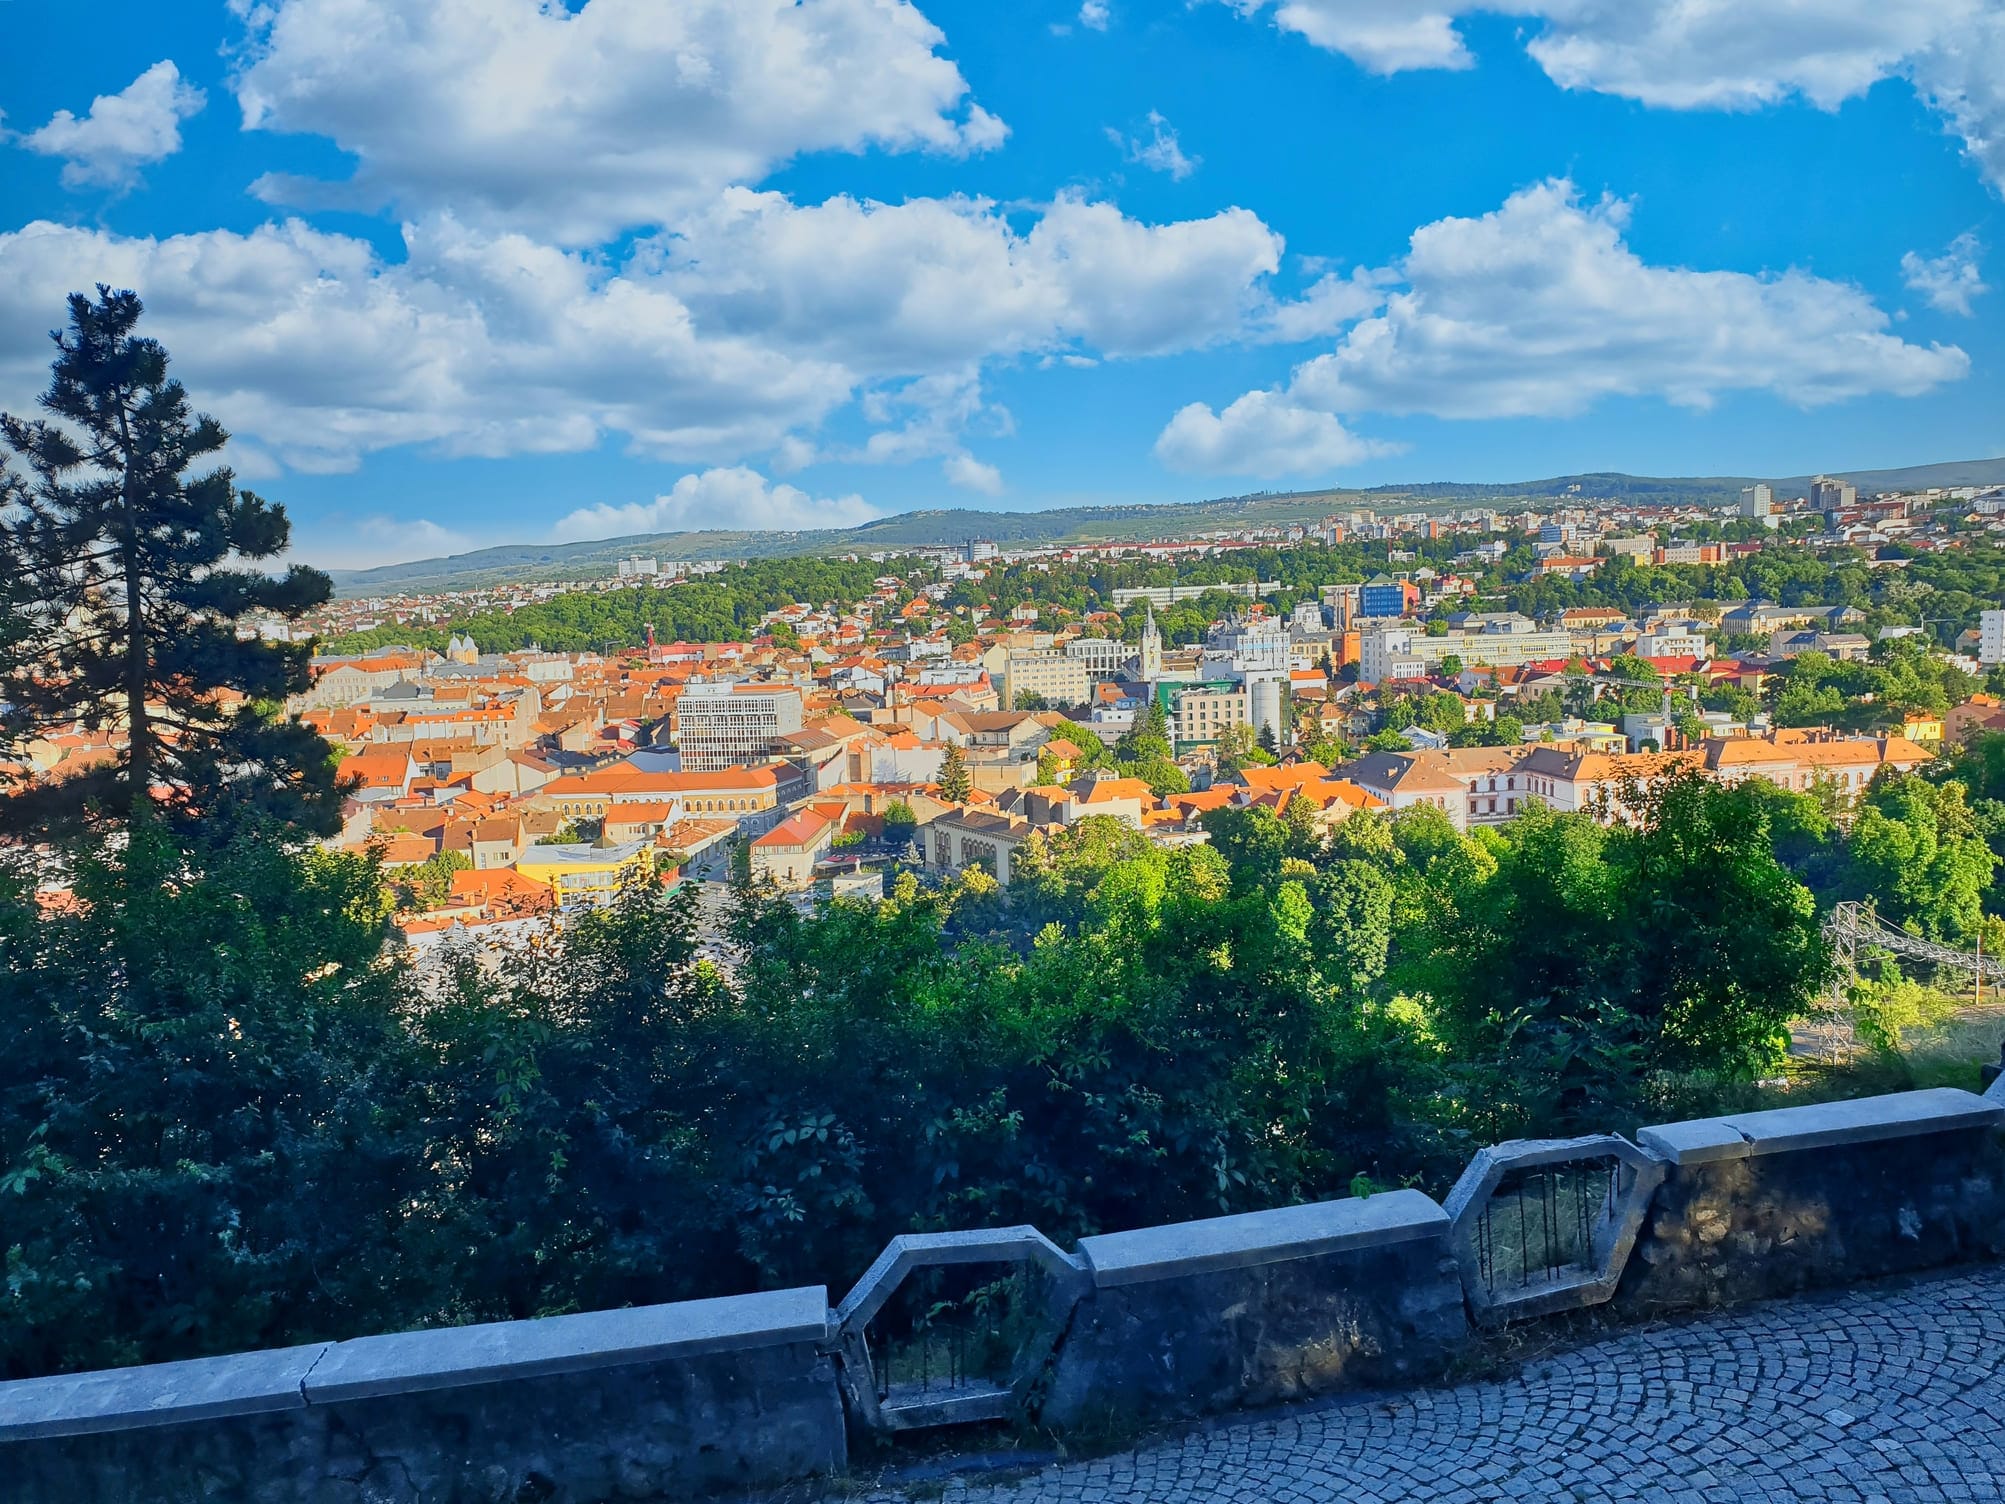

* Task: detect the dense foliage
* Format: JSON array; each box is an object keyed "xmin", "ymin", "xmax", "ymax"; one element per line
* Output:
[{"xmin": 2, "ymin": 766, "xmax": 1859, "ymax": 1381}]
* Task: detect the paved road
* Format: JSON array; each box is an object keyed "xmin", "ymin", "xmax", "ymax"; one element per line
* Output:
[{"xmin": 861, "ymin": 1265, "xmax": 2005, "ymax": 1504}]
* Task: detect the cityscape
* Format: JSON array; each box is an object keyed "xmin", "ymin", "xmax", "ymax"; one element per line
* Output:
[
  {"xmin": 8, "ymin": 2, "xmax": 2005, "ymax": 1501},
  {"xmin": 254, "ymin": 475, "xmax": 2005, "ymax": 952}
]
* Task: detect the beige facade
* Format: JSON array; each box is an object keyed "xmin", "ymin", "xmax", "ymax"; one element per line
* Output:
[
  {"xmin": 1168, "ymin": 685, "xmax": 1249, "ymax": 747},
  {"xmin": 1003, "ymin": 651, "xmax": 1091, "ymax": 710}
]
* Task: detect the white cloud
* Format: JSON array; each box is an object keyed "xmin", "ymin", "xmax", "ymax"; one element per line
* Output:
[
  {"xmin": 229, "ymin": 0, "xmax": 1006, "ymax": 243},
  {"xmin": 1911, "ymin": 16, "xmax": 2005, "ymax": 197},
  {"xmin": 1079, "ymin": 2, "xmax": 1112, "ymax": 32},
  {"xmin": 1219, "ymin": 0, "xmax": 1475, "ymax": 73},
  {"xmin": 0, "ymin": 183, "xmax": 1319, "ymax": 483},
  {"xmin": 1300, "ymin": 180, "xmax": 1967, "ymax": 417},
  {"xmin": 1020, "ymin": 195, "xmax": 1283, "ymax": 356},
  {"xmin": 1161, "ymin": 179, "xmax": 1968, "ymax": 467},
  {"xmin": 1222, "ymin": 2, "xmax": 2005, "ymax": 191},
  {"xmin": 1155, "ymin": 389, "xmax": 1394, "ymax": 476},
  {"xmin": 1902, "ymin": 233, "xmax": 1989, "ymax": 315},
  {"xmin": 550, "ymin": 468, "xmax": 878, "ymax": 542},
  {"xmin": 1519, "ymin": 2, "xmax": 1964, "ymax": 111},
  {"xmin": 1107, "ymin": 111, "xmax": 1199, "ymax": 180},
  {"xmin": 1259, "ymin": 266, "xmax": 1390, "ymax": 343},
  {"xmin": 943, "ymin": 453, "xmax": 1005, "ymax": 494},
  {"xmin": 302, "ymin": 516, "xmax": 475, "ymax": 569},
  {"xmin": 659, "ymin": 188, "xmax": 1287, "ymax": 370},
  {"xmin": 16, "ymin": 60, "xmax": 206, "ymax": 190},
  {"xmin": 0, "ymin": 217, "xmax": 851, "ymax": 474}
]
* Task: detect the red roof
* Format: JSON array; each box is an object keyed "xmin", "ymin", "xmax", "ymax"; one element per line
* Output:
[{"xmin": 752, "ymin": 809, "xmax": 836, "ymax": 849}]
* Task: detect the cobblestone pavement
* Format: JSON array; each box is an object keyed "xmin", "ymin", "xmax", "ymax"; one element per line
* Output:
[{"xmin": 860, "ymin": 1265, "xmax": 2005, "ymax": 1504}]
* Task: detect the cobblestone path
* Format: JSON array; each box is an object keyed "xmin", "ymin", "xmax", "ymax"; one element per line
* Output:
[{"xmin": 861, "ymin": 1266, "xmax": 2005, "ymax": 1503}]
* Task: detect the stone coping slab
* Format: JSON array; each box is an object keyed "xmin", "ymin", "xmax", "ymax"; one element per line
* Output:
[
  {"xmin": 0, "ymin": 1343, "xmax": 328, "ymax": 1443},
  {"xmin": 1078, "ymin": 1190, "xmax": 1448, "ymax": 1290},
  {"xmin": 0, "ymin": 1286, "xmax": 831, "ymax": 1440},
  {"xmin": 303, "ymin": 1285, "xmax": 831, "ymax": 1404},
  {"xmin": 1639, "ymin": 1088, "xmax": 2003, "ymax": 1166},
  {"xmin": 1635, "ymin": 1118, "xmax": 1752, "ymax": 1166}
]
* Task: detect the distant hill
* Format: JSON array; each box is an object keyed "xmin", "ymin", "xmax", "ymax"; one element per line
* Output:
[
  {"xmin": 320, "ymin": 491, "xmax": 1363, "ymax": 596},
  {"xmin": 321, "ymin": 459, "xmax": 2005, "ymax": 598}
]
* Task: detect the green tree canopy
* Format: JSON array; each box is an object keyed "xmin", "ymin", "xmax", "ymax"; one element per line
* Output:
[{"xmin": 0, "ymin": 288, "xmax": 339, "ymax": 839}]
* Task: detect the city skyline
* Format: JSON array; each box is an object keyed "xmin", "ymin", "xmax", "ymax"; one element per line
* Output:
[{"xmin": 2, "ymin": 0, "xmax": 2002, "ymax": 568}]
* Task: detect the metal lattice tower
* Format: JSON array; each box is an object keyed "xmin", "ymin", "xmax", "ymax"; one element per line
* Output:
[{"xmin": 1824, "ymin": 901, "xmax": 2005, "ymax": 990}]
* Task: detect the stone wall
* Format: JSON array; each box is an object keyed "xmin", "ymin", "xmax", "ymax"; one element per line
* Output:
[
  {"xmin": 1618, "ymin": 1087, "xmax": 2005, "ymax": 1314},
  {"xmin": 0, "ymin": 1288, "xmax": 843, "ymax": 1504},
  {"xmin": 1041, "ymin": 1191, "xmax": 1466, "ymax": 1431},
  {"xmin": 5, "ymin": 1088, "xmax": 2005, "ymax": 1500}
]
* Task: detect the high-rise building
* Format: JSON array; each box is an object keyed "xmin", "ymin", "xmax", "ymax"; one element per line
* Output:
[
  {"xmin": 1358, "ymin": 577, "xmax": 1417, "ymax": 619},
  {"xmin": 1162, "ymin": 682, "xmax": 1249, "ymax": 748},
  {"xmin": 675, "ymin": 683, "xmax": 804, "ymax": 772},
  {"xmin": 1809, "ymin": 476, "xmax": 1858, "ymax": 512},
  {"xmin": 616, "ymin": 556, "xmax": 659, "ymax": 579},
  {"xmin": 1981, "ymin": 610, "xmax": 2005, "ymax": 667},
  {"xmin": 1740, "ymin": 484, "xmax": 1774, "ymax": 519},
  {"xmin": 1002, "ymin": 650, "xmax": 1090, "ymax": 709}
]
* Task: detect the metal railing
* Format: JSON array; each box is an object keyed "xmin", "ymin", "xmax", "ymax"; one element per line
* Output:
[
  {"xmin": 1472, "ymin": 1158, "xmax": 1620, "ymax": 1298},
  {"xmin": 832, "ymin": 1226, "xmax": 1090, "ymax": 1434}
]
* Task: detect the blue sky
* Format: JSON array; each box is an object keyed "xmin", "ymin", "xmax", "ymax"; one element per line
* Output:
[{"xmin": 2, "ymin": 0, "xmax": 2002, "ymax": 568}]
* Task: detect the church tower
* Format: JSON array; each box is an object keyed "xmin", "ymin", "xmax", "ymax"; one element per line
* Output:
[{"xmin": 1139, "ymin": 601, "xmax": 1163, "ymax": 682}]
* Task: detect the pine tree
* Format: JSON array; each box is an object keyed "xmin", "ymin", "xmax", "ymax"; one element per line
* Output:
[
  {"xmin": 0, "ymin": 288, "xmax": 340, "ymax": 839},
  {"xmin": 936, "ymin": 742, "xmax": 972, "ymax": 803}
]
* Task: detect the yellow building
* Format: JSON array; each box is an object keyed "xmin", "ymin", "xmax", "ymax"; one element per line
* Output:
[
  {"xmin": 514, "ymin": 838, "xmax": 656, "ymax": 908},
  {"xmin": 1901, "ymin": 715, "xmax": 1945, "ymax": 745}
]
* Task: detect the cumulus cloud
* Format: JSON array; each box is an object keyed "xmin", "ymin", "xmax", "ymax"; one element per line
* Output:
[
  {"xmin": 15, "ymin": 60, "xmax": 206, "ymax": 189},
  {"xmin": 658, "ymin": 188, "xmax": 1288, "ymax": 369},
  {"xmin": 1903, "ymin": 233, "xmax": 1989, "ymax": 315},
  {"xmin": 1080, "ymin": 1, "xmax": 1112, "ymax": 30},
  {"xmin": 1259, "ymin": 266, "xmax": 1390, "ymax": 343},
  {"xmin": 0, "ymin": 183, "xmax": 1322, "ymax": 481},
  {"xmin": 1219, "ymin": 0, "xmax": 1475, "ymax": 73},
  {"xmin": 0, "ymin": 217, "xmax": 851, "ymax": 474},
  {"xmin": 1302, "ymin": 180, "xmax": 1967, "ymax": 416},
  {"xmin": 229, "ymin": 0, "xmax": 1006, "ymax": 243},
  {"xmin": 302, "ymin": 516, "xmax": 475, "ymax": 570},
  {"xmin": 943, "ymin": 453, "xmax": 1005, "ymax": 494},
  {"xmin": 1107, "ymin": 111, "xmax": 1199, "ymax": 180},
  {"xmin": 1222, "ymin": 2, "xmax": 2005, "ymax": 191},
  {"xmin": 1161, "ymin": 179, "xmax": 1967, "ymax": 468},
  {"xmin": 1155, "ymin": 390, "xmax": 1394, "ymax": 476},
  {"xmin": 549, "ymin": 468, "xmax": 878, "ymax": 542}
]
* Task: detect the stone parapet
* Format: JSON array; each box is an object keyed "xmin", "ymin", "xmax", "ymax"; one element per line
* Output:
[
  {"xmin": 1621, "ymin": 1088, "xmax": 2005, "ymax": 1313},
  {"xmin": 0, "ymin": 1287, "xmax": 843, "ymax": 1504},
  {"xmin": 1043, "ymin": 1191, "xmax": 1466, "ymax": 1430},
  {"xmin": 6, "ymin": 1088, "xmax": 2005, "ymax": 1498}
]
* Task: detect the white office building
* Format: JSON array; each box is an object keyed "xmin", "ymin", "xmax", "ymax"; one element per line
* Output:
[
  {"xmin": 1361, "ymin": 617, "xmax": 1573, "ymax": 682},
  {"xmin": 1981, "ymin": 609, "xmax": 2005, "ymax": 667},
  {"xmin": 1064, "ymin": 637, "xmax": 1129, "ymax": 680},
  {"xmin": 676, "ymin": 683, "xmax": 804, "ymax": 772}
]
